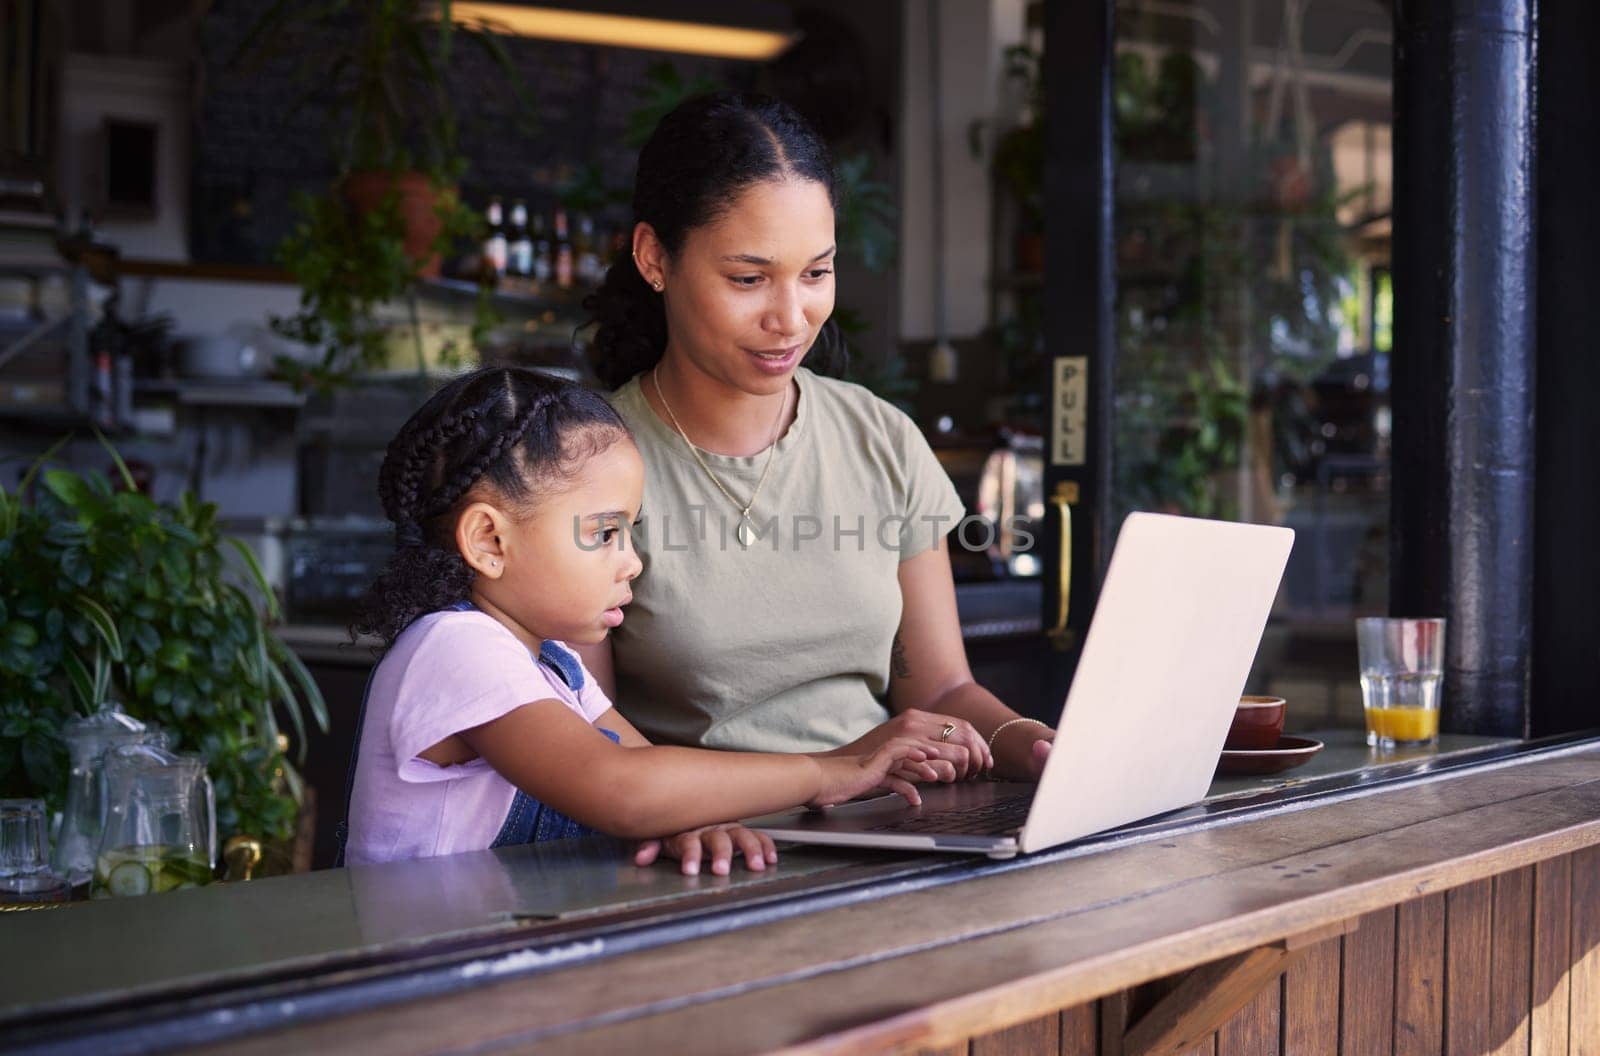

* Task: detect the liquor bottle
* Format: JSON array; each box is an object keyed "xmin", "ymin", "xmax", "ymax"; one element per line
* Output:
[
  {"xmin": 483, "ymin": 197, "xmax": 507, "ymax": 278},
  {"xmin": 508, "ymin": 200, "xmax": 533, "ymax": 278},
  {"xmin": 531, "ymin": 211, "xmax": 553, "ymax": 285},
  {"xmin": 88, "ymin": 293, "xmax": 120, "ymax": 430},
  {"xmin": 576, "ymin": 214, "xmax": 603, "ymax": 284},
  {"xmin": 609, "ymin": 228, "xmax": 629, "ymax": 274},
  {"xmin": 553, "ymin": 207, "xmax": 575, "ymax": 290}
]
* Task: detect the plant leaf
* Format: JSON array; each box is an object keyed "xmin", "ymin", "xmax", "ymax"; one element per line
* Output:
[
  {"xmin": 17, "ymin": 435, "xmax": 71, "ymax": 499},
  {"xmin": 279, "ymin": 758, "xmax": 306, "ymax": 806},
  {"xmin": 273, "ymin": 638, "xmax": 329, "ymax": 734},
  {"xmin": 72, "ymin": 594, "xmax": 124, "ymax": 663},
  {"xmin": 222, "ymin": 537, "xmax": 282, "ymax": 623},
  {"xmin": 42, "ymin": 470, "xmax": 94, "ymax": 510},
  {"xmin": 62, "ymin": 650, "xmax": 95, "ymax": 711},
  {"xmin": 93, "ymin": 427, "xmax": 138, "ymax": 491},
  {"xmin": 264, "ymin": 659, "xmax": 307, "ymax": 763}
]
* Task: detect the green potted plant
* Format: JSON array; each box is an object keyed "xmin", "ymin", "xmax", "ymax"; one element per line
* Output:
[
  {"xmin": 0, "ymin": 437, "xmax": 327, "ymax": 862},
  {"xmin": 232, "ymin": 0, "xmax": 525, "ymax": 387}
]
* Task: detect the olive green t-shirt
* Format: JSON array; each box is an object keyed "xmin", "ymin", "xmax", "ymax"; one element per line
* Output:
[{"xmin": 606, "ymin": 368, "xmax": 966, "ymax": 753}]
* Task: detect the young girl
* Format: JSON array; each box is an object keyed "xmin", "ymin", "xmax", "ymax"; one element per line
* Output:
[{"xmin": 343, "ymin": 367, "xmax": 958, "ymax": 875}]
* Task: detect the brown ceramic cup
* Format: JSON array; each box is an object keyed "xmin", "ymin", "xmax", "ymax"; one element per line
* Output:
[{"xmin": 1225, "ymin": 695, "xmax": 1287, "ymax": 751}]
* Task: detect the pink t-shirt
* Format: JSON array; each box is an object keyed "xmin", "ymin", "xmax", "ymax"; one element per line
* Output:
[{"xmin": 344, "ymin": 609, "xmax": 613, "ymax": 865}]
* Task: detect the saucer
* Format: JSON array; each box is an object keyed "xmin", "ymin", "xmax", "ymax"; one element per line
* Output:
[{"xmin": 1216, "ymin": 735, "xmax": 1324, "ymax": 776}]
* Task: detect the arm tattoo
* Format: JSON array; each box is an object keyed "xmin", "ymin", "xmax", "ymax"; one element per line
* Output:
[{"xmin": 890, "ymin": 631, "xmax": 911, "ymax": 680}]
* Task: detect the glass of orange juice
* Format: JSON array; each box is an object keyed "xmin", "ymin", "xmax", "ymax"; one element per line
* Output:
[{"xmin": 1357, "ymin": 617, "xmax": 1445, "ymax": 749}]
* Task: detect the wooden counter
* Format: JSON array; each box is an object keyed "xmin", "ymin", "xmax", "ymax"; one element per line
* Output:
[
  {"xmin": 198, "ymin": 741, "xmax": 1599, "ymax": 1054},
  {"xmin": 6, "ymin": 739, "xmax": 1597, "ymax": 1055}
]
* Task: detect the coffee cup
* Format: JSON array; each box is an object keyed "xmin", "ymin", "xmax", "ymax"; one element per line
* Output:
[{"xmin": 1225, "ymin": 695, "xmax": 1286, "ymax": 751}]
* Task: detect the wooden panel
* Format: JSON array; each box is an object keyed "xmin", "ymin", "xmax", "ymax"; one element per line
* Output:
[
  {"xmin": 1282, "ymin": 937, "xmax": 1340, "ymax": 1056},
  {"xmin": 1100, "ymin": 991, "xmax": 1131, "ymax": 1056},
  {"xmin": 1572, "ymin": 845, "xmax": 1600, "ymax": 1056},
  {"xmin": 971, "ymin": 1013, "xmax": 1057, "ymax": 1056},
  {"xmin": 1394, "ymin": 892, "xmax": 1446, "ymax": 1055},
  {"xmin": 1488, "ymin": 867, "xmax": 1534, "ymax": 1055},
  {"xmin": 1214, "ymin": 974, "xmax": 1279, "ymax": 1056},
  {"xmin": 914, "ymin": 1044, "xmax": 967, "ymax": 1056},
  {"xmin": 1529, "ymin": 855, "xmax": 1571, "ymax": 1056},
  {"xmin": 1444, "ymin": 878, "xmax": 1494, "ymax": 1055},
  {"xmin": 1124, "ymin": 946, "xmax": 1291, "ymax": 1056},
  {"xmin": 1339, "ymin": 908, "xmax": 1396, "ymax": 1056},
  {"xmin": 1061, "ymin": 1003, "xmax": 1098, "ymax": 1056}
]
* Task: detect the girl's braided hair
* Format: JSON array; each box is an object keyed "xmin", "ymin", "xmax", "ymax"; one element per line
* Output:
[
  {"xmin": 584, "ymin": 90, "xmax": 850, "ymax": 390},
  {"xmin": 354, "ymin": 367, "xmax": 630, "ymax": 646}
]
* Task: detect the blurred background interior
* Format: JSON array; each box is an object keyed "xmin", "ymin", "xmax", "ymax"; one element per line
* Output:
[{"xmin": 3, "ymin": 0, "xmax": 1396, "ymax": 864}]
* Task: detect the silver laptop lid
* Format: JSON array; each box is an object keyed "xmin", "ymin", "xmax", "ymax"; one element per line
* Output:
[{"xmin": 1018, "ymin": 512, "xmax": 1294, "ymax": 852}]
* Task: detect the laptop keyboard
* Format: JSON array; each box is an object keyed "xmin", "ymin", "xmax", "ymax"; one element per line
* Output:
[{"xmin": 868, "ymin": 795, "xmax": 1032, "ymax": 836}]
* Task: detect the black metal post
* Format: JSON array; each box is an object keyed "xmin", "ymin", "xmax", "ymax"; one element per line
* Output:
[
  {"xmin": 1532, "ymin": 2, "xmax": 1600, "ymax": 733},
  {"xmin": 1040, "ymin": 0, "xmax": 1115, "ymax": 702},
  {"xmin": 1391, "ymin": 0, "xmax": 1538, "ymax": 736}
]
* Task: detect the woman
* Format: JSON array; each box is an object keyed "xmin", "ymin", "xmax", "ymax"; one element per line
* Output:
[{"xmin": 577, "ymin": 92, "xmax": 1054, "ymax": 782}]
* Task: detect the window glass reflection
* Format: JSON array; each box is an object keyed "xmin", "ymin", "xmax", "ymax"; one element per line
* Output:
[{"xmin": 1113, "ymin": 0, "xmax": 1393, "ymax": 727}]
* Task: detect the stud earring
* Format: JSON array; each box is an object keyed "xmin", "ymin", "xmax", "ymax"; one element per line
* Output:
[{"xmin": 652, "ymin": 280, "xmax": 663, "ymax": 291}]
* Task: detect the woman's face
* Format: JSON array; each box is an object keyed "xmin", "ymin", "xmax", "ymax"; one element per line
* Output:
[{"xmin": 654, "ymin": 177, "xmax": 836, "ymax": 397}]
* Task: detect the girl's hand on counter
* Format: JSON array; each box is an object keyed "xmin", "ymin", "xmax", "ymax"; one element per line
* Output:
[{"xmin": 634, "ymin": 824, "xmax": 778, "ymax": 877}]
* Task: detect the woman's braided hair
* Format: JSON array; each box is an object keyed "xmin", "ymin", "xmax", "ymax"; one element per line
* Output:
[
  {"xmin": 354, "ymin": 367, "xmax": 630, "ymax": 646},
  {"xmin": 584, "ymin": 91, "xmax": 850, "ymax": 390}
]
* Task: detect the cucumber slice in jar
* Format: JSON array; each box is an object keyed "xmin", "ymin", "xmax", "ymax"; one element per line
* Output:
[
  {"xmin": 154, "ymin": 853, "xmax": 212, "ymax": 892},
  {"xmin": 107, "ymin": 860, "xmax": 153, "ymax": 897}
]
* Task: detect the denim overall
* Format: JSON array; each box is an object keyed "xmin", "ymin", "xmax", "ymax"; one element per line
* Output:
[{"xmin": 334, "ymin": 602, "xmax": 616, "ymax": 866}]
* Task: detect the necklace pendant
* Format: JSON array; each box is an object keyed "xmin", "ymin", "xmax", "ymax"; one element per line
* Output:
[{"xmin": 736, "ymin": 517, "xmax": 756, "ymax": 548}]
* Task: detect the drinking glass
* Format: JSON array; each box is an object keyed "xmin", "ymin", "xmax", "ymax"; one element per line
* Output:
[
  {"xmin": 1, "ymin": 798, "xmax": 72, "ymax": 904},
  {"xmin": 1357, "ymin": 617, "xmax": 1446, "ymax": 749}
]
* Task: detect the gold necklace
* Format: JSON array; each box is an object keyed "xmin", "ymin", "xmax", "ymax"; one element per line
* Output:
[{"xmin": 651, "ymin": 367, "xmax": 789, "ymax": 548}]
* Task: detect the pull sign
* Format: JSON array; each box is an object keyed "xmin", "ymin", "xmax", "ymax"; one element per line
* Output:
[{"xmin": 1051, "ymin": 356, "xmax": 1088, "ymax": 467}]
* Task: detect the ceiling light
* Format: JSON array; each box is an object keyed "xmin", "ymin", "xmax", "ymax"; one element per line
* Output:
[{"xmin": 440, "ymin": 3, "xmax": 798, "ymax": 61}]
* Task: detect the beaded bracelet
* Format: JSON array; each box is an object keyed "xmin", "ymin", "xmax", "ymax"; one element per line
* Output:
[{"xmin": 986, "ymin": 717, "xmax": 1050, "ymax": 755}]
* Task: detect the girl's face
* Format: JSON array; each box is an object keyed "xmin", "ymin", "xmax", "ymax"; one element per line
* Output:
[
  {"xmin": 479, "ymin": 436, "xmax": 644, "ymax": 646},
  {"xmin": 655, "ymin": 177, "xmax": 836, "ymax": 397}
]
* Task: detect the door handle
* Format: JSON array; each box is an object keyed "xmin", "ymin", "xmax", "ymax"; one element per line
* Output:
[{"xmin": 1048, "ymin": 481, "xmax": 1078, "ymax": 650}]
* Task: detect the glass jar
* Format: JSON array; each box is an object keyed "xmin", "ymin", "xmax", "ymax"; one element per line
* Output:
[
  {"xmin": 52, "ymin": 711, "xmax": 165, "ymax": 887},
  {"xmin": 92, "ymin": 744, "xmax": 215, "ymax": 898}
]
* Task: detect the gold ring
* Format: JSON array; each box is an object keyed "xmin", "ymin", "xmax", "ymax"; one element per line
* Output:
[{"xmin": 940, "ymin": 722, "xmax": 957, "ymax": 742}]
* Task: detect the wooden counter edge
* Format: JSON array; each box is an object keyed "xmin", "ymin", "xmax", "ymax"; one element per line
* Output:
[
  {"xmin": 775, "ymin": 792, "xmax": 1600, "ymax": 1055},
  {"xmin": 185, "ymin": 747, "xmax": 1600, "ymax": 1056}
]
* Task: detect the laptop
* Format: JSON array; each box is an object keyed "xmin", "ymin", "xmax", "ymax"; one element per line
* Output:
[{"xmin": 745, "ymin": 512, "xmax": 1294, "ymax": 859}]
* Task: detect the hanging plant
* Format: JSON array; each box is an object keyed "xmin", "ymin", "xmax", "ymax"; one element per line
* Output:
[{"xmin": 231, "ymin": 0, "xmax": 529, "ymax": 388}]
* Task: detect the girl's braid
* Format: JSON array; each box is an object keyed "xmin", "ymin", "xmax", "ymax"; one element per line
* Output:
[
  {"xmin": 382, "ymin": 401, "xmax": 492, "ymax": 525},
  {"xmin": 417, "ymin": 392, "xmax": 552, "ymax": 520}
]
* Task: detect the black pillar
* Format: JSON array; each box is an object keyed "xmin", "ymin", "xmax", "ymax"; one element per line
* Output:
[
  {"xmin": 1532, "ymin": 2, "xmax": 1600, "ymax": 733},
  {"xmin": 1391, "ymin": 0, "xmax": 1538, "ymax": 736},
  {"xmin": 1040, "ymin": 0, "xmax": 1115, "ymax": 702}
]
